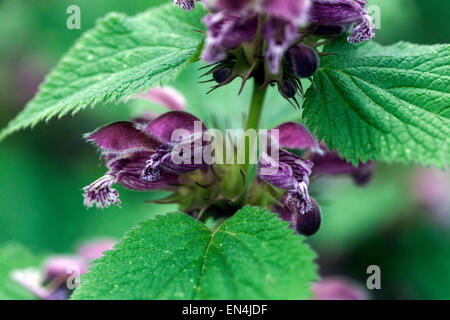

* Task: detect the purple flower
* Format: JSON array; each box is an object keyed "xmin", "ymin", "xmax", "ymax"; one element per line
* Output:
[
  {"xmin": 83, "ymin": 111, "xmax": 208, "ymax": 209},
  {"xmin": 258, "ymin": 122, "xmax": 374, "ymax": 235},
  {"xmin": 309, "ymin": 0, "xmax": 375, "ymax": 44},
  {"xmin": 313, "ymin": 277, "xmax": 367, "ymax": 300},
  {"xmin": 202, "ymin": 11, "xmax": 258, "ymax": 63},
  {"xmin": 11, "ymin": 239, "xmax": 117, "ymax": 300},
  {"xmin": 198, "ymin": 0, "xmax": 310, "ymax": 74},
  {"xmin": 258, "ymin": 122, "xmax": 319, "ymax": 221}
]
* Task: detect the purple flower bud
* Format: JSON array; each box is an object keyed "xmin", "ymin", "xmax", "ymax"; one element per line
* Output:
[
  {"xmin": 313, "ymin": 277, "xmax": 367, "ymax": 300},
  {"xmin": 262, "ymin": 17, "xmax": 298, "ymax": 74},
  {"xmin": 287, "ymin": 44, "xmax": 320, "ymax": 78},
  {"xmin": 213, "ymin": 66, "xmax": 233, "ymax": 83},
  {"xmin": 295, "ymin": 197, "xmax": 322, "ymax": 236},
  {"xmin": 173, "ymin": 0, "xmax": 195, "ymax": 11},
  {"xmin": 273, "ymin": 196, "xmax": 321, "ymax": 236},
  {"xmin": 202, "ymin": 11, "xmax": 258, "ymax": 63},
  {"xmin": 309, "ymin": 0, "xmax": 375, "ymax": 44},
  {"xmin": 136, "ymin": 86, "xmax": 186, "ymax": 111}
]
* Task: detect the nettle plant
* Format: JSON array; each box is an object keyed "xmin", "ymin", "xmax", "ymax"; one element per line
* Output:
[{"xmin": 2, "ymin": 0, "xmax": 449, "ymax": 300}]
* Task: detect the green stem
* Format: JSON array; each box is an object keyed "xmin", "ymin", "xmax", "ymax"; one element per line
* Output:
[
  {"xmin": 245, "ymin": 82, "xmax": 267, "ymax": 131},
  {"xmin": 239, "ymin": 81, "xmax": 267, "ymax": 203}
]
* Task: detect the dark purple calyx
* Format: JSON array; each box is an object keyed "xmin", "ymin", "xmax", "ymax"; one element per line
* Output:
[
  {"xmin": 310, "ymin": 23, "xmax": 352, "ymax": 36},
  {"xmin": 213, "ymin": 67, "xmax": 233, "ymax": 83},
  {"xmin": 278, "ymin": 80, "xmax": 297, "ymax": 99},
  {"xmin": 287, "ymin": 44, "xmax": 320, "ymax": 78}
]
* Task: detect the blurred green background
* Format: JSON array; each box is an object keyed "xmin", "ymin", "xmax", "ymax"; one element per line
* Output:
[{"xmin": 0, "ymin": 0, "xmax": 449, "ymax": 299}]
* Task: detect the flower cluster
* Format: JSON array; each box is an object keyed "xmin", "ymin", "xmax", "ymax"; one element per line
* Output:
[
  {"xmin": 82, "ymin": 111, "xmax": 209, "ymax": 209},
  {"xmin": 82, "ymin": 86, "xmax": 374, "ymax": 236},
  {"xmin": 175, "ymin": 0, "xmax": 375, "ymax": 104}
]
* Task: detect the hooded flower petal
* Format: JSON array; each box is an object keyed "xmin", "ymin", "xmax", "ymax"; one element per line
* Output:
[
  {"xmin": 259, "ymin": 0, "xmax": 310, "ymax": 26},
  {"xmin": 137, "ymin": 86, "xmax": 186, "ymax": 111},
  {"xmin": 141, "ymin": 112, "xmax": 210, "ymax": 181},
  {"xmin": 202, "ymin": 11, "xmax": 258, "ymax": 63},
  {"xmin": 311, "ymin": 148, "xmax": 374, "ymax": 186},
  {"xmin": 84, "ymin": 121, "xmax": 158, "ymax": 156},
  {"xmin": 144, "ymin": 111, "xmax": 207, "ymax": 145},
  {"xmin": 258, "ymin": 150, "xmax": 312, "ymax": 190},
  {"xmin": 309, "ymin": 0, "xmax": 375, "ymax": 44},
  {"xmin": 271, "ymin": 122, "xmax": 323, "ymax": 154},
  {"xmin": 263, "ymin": 17, "xmax": 298, "ymax": 74},
  {"xmin": 258, "ymin": 149, "xmax": 314, "ymax": 216},
  {"xmin": 257, "ymin": 151, "xmax": 297, "ymax": 190}
]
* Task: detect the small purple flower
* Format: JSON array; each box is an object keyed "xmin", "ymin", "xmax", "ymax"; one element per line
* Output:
[
  {"xmin": 313, "ymin": 277, "xmax": 367, "ymax": 300},
  {"xmin": 309, "ymin": 0, "xmax": 375, "ymax": 44},
  {"xmin": 202, "ymin": 11, "xmax": 258, "ymax": 63},
  {"xmin": 83, "ymin": 111, "xmax": 208, "ymax": 209},
  {"xmin": 258, "ymin": 122, "xmax": 319, "ymax": 219},
  {"xmin": 11, "ymin": 239, "xmax": 117, "ymax": 300}
]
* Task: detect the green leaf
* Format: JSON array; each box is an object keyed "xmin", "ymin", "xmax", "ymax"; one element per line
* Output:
[
  {"xmin": 0, "ymin": 243, "xmax": 44, "ymax": 300},
  {"xmin": 0, "ymin": 4, "xmax": 206, "ymax": 141},
  {"xmin": 304, "ymin": 38, "xmax": 450, "ymax": 167},
  {"xmin": 72, "ymin": 206, "xmax": 317, "ymax": 300}
]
